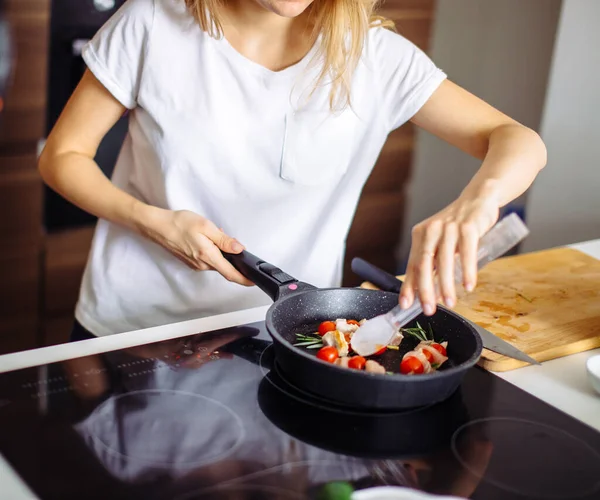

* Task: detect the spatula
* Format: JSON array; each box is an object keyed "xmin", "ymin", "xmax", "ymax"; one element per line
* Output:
[{"xmin": 350, "ymin": 213, "xmax": 530, "ymax": 357}]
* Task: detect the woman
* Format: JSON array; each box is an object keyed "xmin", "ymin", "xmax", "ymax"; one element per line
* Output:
[{"xmin": 39, "ymin": 0, "xmax": 546, "ymax": 339}]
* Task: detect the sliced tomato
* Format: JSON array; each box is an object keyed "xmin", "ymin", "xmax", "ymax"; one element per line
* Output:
[
  {"xmin": 348, "ymin": 356, "xmax": 366, "ymax": 370},
  {"xmin": 316, "ymin": 346, "xmax": 339, "ymax": 363},
  {"xmin": 421, "ymin": 349, "xmax": 434, "ymax": 363},
  {"xmin": 374, "ymin": 346, "xmax": 387, "ymax": 356},
  {"xmin": 431, "ymin": 343, "xmax": 447, "ymax": 356},
  {"xmin": 400, "ymin": 356, "xmax": 424, "ymax": 375},
  {"xmin": 317, "ymin": 321, "xmax": 336, "ymax": 336},
  {"xmin": 347, "ymin": 320, "xmax": 360, "ymax": 326}
]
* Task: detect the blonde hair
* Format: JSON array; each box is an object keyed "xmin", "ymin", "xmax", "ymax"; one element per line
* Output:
[{"xmin": 184, "ymin": 0, "xmax": 394, "ymax": 110}]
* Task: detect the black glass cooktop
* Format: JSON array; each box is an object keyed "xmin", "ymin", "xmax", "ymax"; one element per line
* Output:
[{"xmin": 0, "ymin": 322, "xmax": 599, "ymax": 500}]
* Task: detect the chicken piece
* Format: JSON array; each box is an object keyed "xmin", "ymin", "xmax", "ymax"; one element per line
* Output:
[
  {"xmin": 403, "ymin": 349, "xmax": 433, "ymax": 373},
  {"xmin": 388, "ymin": 330, "xmax": 404, "ymax": 346},
  {"xmin": 365, "ymin": 360, "xmax": 386, "ymax": 374},
  {"xmin": 322, "ymin": 331, "xmax": 336, "ymax": 347},
  {"xmin": 335, "ymin": 319, "xmax": 359, "ymax": 335},
  {"xmin": 321, "ymin": 330, "xmax": 349, "ymax": 357},
  {"xmin": 416, "ymin": 341, "xmax": 448, "ymax": 368},
  {"xmin": 335, "ymin": 357, "xmax": 351, "ymax": 368}
]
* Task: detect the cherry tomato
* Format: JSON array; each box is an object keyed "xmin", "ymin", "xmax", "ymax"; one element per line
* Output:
[
  {"xmin": 318, "ymin": 321, "xmax": 336, "ymax": 336},
  {"xmin": 347, "ymin": 320, "xmax": 360, "ymax": 326},
  {"xmin": 344, "ymin": 334, "xmax": 354, "ymax": 353},
  {"xmin": 400, "ymin": 356, "xmax": 424, "ymax": 375},
  {"xmin": 348, "ymin": 356, "xmax": 366, "ymax": 370},
  {"xmin": 374, "ymin": 346, "xmax": 387, "ymax": 356},
  {"xmin": 431, "ymin": 343, "xmax": 447, "ymax": 356},
  {"xmin": 421, "ymin": 349, "xmax": 434, "ymax": 363},
  {"xmin": 316, "ymin": 346, "xmax": 339, "ymax": 363}
]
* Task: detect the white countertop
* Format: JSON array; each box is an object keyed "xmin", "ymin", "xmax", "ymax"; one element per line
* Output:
[{"xmin": 0, "ymin": 240, "xmax": 599, "ymax": 499}]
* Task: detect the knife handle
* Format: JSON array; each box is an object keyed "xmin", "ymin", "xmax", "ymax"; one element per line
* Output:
[{"xmin": 351, "ymin": 258, "xmax": 403, "ymax": 294}]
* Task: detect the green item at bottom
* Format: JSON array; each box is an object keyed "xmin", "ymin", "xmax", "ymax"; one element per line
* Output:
[{"xmin": 317, "ymin": 481, "xmax": 354, "ymax": 500}]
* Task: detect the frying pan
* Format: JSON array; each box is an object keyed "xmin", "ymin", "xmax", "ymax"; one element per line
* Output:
[{"xmin": 224, "ymin": 251, "xmax": 482, "ymax": 409}]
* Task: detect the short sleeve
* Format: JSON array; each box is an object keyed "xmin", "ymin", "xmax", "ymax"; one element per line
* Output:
[
  {"xmin": 82, "ymin": 0, "xmax": 155, "ymax": 109},
  {"xmin": 370, "ymin": 27, "xmax": 447, "ymax": 131}
]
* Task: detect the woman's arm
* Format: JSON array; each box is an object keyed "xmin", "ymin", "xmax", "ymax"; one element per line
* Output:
[
  {"xmin": 39, "ymin": 70, "xmax": 144, "ymax": 230},
  {"xmin": 39, "ymin": 69, "xmax": 251, "ymax": 285},
  {"xmin": 401, "ymin": 80, "xmax": 547, "ymax": 314}
]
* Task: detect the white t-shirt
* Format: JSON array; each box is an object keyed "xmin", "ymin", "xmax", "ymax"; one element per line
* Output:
[{"xmin": 76, "ymin": 0, "xmax": 446, "ymax": 336}]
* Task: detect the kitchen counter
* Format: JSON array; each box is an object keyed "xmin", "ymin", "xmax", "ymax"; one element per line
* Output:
[
  {"xmin": 496, "ymin": 239, "xmax": 600, "ymax": 432},
  {"xmin": 0, "ymin": 239, "xmax": 599, "ymax": 498}
]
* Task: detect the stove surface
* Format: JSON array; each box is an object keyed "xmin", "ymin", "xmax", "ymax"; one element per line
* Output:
[{"xmin": 0, "ymin": 322, "xmax": 599, "ymax": 500}]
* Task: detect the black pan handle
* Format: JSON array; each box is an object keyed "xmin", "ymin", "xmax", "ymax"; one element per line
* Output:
[
  {"xmin": 351, "ymin": 257, "xmax": 403, "ymax": 293},
  {"xmin": 224, "ymin": 250, "xmax": 314, "ymax": 302}
]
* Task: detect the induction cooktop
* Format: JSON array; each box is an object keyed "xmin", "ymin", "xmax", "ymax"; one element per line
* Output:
[{"xmin": 0, "ymin": 321, "xmax": 599, "ymax": 500}]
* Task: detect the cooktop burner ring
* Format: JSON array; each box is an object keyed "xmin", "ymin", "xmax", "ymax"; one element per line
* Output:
[
  {"xmin": 84, "ymin": 389, "xmax": 246, "ymax": 468},
  {"xmin": 450, "ymin": 416, "xmax": 600, "ymax": 499}
]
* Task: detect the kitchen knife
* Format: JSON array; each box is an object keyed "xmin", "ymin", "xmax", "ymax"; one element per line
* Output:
[{"xmin": 351, "ymin": 257, "xmax": 541, "ymax": 365}]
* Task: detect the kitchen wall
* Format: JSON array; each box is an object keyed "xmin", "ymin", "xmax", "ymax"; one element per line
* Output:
[
  {"xmin": 397, "ymin": 0, "xmax": 562, "ymax": 268},
  {"xmin": 521, "ymin": 0, "xmax": 600, "ymax": 252}
]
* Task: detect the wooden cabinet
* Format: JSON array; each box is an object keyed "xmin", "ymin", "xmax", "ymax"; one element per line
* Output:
[
  {"xmin": 42, "ymin": 227, "xmax": 94, "ymax": 345},
  {"xmin": 0, "ymin": 0, "xmax": 50, "ymax": 150},
  {"xmin": 0, "ymin": 0, "xmax": 49, "ymax": 354},
  {"xmin": 0, "ymin": 157, "xmax": 44, "ymax": 354}
]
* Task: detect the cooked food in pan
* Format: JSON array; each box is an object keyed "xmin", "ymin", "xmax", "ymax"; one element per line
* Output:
[{"xmin": 294, "ymin": 318, "xmax": 448, "ymax": 376}]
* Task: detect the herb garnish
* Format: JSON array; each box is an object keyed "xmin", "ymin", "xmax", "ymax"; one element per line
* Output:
[
  {"xmin": 293, "ymin": 333, "xmax": 323, "ymax": 349},
  {"xmin": 401, "ymin": 322, "xmax": 431, "ymax": 342}
]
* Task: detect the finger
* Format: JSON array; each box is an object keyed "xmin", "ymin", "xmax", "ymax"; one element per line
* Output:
[
  {"xmin": 399, "ymin": 268, "xmax": 416, "ymax": 310},
  {"xmin": 400, "ymin": 224, "xmax": 426, "ymax": 309},
  {"xmin": 437, "ymin": 223, "xmax": 459, "ymax": 308},
  {"xmin": 199, "ymin": 239, "xmax": 254, "ymax": 286},
  {"xmin": 459, "ymin": 222, "xmax": 479, "ymax": 292},
  {"xmin": 416, "ymin": 220, "xmax": 443, "ymax": 315},
  {"xmin": 201, "ymin": 220, "xmax": 245, "ymax": 254}
]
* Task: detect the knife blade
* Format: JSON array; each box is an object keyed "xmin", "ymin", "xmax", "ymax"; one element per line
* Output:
[
  {"xmin": 467, "ymin": 320, "xmax": 540, "ymax": 365},
  {"xmin": 351, "ymin": 257, "xmax": 541, "ymax": 365}
]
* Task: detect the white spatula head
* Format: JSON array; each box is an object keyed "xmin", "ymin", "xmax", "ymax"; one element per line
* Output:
[{"xmin": 350, "ymin": 314, "xmax": 396, "ymax": 356}]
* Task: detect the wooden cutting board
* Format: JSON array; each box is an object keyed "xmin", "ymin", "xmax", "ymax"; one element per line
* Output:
[{"xmin": 361, "ymin": 247, "xmax": 600, "ymax": 371}]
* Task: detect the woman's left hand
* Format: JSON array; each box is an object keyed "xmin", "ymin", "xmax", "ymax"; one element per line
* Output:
[{"xmin": 399, "ymin": 194, "xmax": 500, "ymax": 315}]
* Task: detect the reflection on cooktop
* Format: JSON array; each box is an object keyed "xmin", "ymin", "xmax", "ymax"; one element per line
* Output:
[
  {"xmin": 86, "ymin": 389, "xmax": 245, "ymax": 468},
  {"xmin": 0, "ymin": 320, "xmax": 599, "ymax": 500},
  {"xmin": 452, "ymin": 418, "xmax": 600, "ymax": 499}
]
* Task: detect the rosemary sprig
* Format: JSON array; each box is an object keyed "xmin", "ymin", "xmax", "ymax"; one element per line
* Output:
[
  {"xmin": 293, "ymin": 332, "xmax": 323, "ymax": 348},
  {"xmin": 401, "ymin": 322, "xmax": 430, "ymax": 342}
]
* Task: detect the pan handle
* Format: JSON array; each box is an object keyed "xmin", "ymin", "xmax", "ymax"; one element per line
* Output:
[
  {"xmin": 224, "ymin": 250, "xmax": 314, "ymax": 302},
  {"xmin": 351, "ymin": 257, "xmax": 403, "ymax": 293}
]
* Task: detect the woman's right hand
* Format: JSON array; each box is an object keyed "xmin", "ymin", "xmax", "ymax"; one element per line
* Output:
[{"xmin": 138, "ymin": 207, "xmax": 254, "ymax": 286}]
